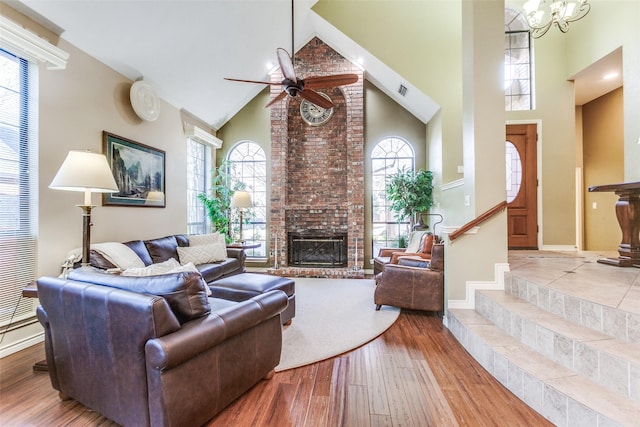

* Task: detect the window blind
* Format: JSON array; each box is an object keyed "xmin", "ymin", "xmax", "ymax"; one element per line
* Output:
[
  {"xmin": 186, "ymin": 138, "xmax": 211, "ymax": 235},
  {"xmin": 0, "ymin": 49, "xmax": 38, "ymax": 328}
]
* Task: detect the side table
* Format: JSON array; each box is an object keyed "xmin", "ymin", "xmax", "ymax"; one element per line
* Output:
[
  {"xmin": 226, "ymin": 243, "xmax": 261, "ymax": 250},
  {"xmin": 21, "ymin": 282, "xmax": 47, "ymax": 372}
]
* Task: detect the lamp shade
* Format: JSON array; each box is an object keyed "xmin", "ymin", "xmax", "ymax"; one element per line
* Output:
[
  {"xmin": 230, "ymin": 190, "xmax": 252, "ymax": 209},
  {"xmin": 50, "ymin": 150, "xmax": 119, "ymax": 193}
]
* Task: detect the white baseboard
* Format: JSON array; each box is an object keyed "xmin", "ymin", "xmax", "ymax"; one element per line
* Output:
[
  {"xmin": 447, "ymin": 262, "xmax": 510, "ymax": 310},
  {"xmin": 0, "ymin": 331, "xmax": 44, "ymax": 358},
  {"xmin": 539, "ymin": 245, "xmax": 578, "ymax": 251}
]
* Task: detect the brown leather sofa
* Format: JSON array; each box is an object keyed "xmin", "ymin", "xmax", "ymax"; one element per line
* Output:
[
  {"xmin": 36, "ymin": 268, "xmax": 288, "ymax": 427},
  {"xmin": 87, "ymin": 234, "xmax": 246, "ymax": 284},
  {"xmin": 374, "ymin": 243, "xmax": 445, "ymax": 314},
  {"xmin": 86, "ymin": 234, "xmax": 296, "ymax": 325}
]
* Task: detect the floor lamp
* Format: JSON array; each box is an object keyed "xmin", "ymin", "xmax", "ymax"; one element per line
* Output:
[
  {"xmin": 230, "ymin": 190, "xmax": 253, "ymax": 244},
  {"xmin": 49, "ymin": 150, "xmax": 119, "ymax": 266}
]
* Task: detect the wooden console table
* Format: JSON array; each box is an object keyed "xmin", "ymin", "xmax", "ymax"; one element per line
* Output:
[{"xmin": 588, "ymin": 181, "xmax": 640, "ymax": 267}]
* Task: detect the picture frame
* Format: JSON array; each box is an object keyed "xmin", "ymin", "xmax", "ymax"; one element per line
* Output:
[{"xmin": 102, "ymin": 131, "xmax": 166, "ymax": 207}]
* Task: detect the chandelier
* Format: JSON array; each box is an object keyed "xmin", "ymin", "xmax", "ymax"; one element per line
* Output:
[{"xmin": 523, "ymin": 0, "xmax": 591, "ymax": 38}]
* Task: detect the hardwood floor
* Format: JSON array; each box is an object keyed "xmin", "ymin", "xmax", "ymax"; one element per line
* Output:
[{"xmin": 0, "ymin": 311, "xmax": 552, "ymax": 426}]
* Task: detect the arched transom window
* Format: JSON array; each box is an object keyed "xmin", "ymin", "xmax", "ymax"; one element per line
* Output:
[{"xmin": 226, "ymin": 141, "xmax": 267, "ymax": 258}]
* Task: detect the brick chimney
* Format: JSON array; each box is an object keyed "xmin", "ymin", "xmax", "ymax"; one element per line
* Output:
[{"xmin": 269, "ymin": 37, "xmax": 364, "ymax": 278}]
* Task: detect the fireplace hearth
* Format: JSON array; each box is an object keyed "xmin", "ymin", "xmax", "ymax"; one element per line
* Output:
[{"xmin": 288, "ymin": 232, "xmax": 348, "ymax": 268}]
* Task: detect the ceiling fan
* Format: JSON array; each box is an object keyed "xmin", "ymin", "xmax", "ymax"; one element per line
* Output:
[{"xmin": 224, "ymin": 0, "xmax": 358, "ymax": 110}]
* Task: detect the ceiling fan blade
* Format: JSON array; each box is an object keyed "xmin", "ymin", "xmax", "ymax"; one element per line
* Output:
[
  {"xmin": 224, "ymin": 77, "xmax": 280, "ymax": 85},
  {"xmin": 303, "ymin": 74, "xmax": 359, "ymax": 89},
  {"xmin": 265, "ymin": 90, "xmax": 288, "ymax": 108},
  {"xmin": 299, "ymin": 89, "xmax": 334, "ymax": 109},
  {"xmin": 277, "ymin": 48, "xmax": 297, "ymax": 83}
]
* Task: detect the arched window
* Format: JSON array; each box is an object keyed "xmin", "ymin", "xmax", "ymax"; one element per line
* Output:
[
  {"xmin": 505, "ymin": 7, "xmax": 534, "ymax": 111},
  {"xmin": 226, "ymin": 141, "xmax": 266, "ymax": 258},
  {"xmin": 371, "ymin": 137, "xmax": 415, "ymax": 255}
]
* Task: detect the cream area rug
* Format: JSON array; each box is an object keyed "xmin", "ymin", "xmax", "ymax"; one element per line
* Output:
[{"xmin": 275, "ymin": 277, "xmax": 400, "ymax": 372}]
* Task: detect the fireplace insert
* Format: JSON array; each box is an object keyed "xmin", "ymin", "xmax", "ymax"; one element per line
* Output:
[{"xmin": 288, "ymin": 232, "xmax": 348, "ymax": 267}]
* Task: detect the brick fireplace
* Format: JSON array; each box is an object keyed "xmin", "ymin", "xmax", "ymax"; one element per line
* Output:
[{"xmin": 268, "ymin": 37, "xmax": 364, "ymax": 278}]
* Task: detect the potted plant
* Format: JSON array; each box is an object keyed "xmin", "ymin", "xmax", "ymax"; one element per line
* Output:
[
  {"xmin": 386, "ymin": 167, "xmax": 434, "ymax": 230},
  {"xmin": 197, "ymin": 161, "xmax": 245, "ymax": 242}
]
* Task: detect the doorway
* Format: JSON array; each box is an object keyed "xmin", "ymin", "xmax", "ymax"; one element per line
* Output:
[{"xmin": 506, "ymin": 124, "xmax": 538, "ymax": 249}]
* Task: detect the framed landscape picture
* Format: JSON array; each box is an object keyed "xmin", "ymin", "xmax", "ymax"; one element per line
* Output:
[{"xmin": 102, "ymin": 131, "xmax": 166, "ymax": 207}]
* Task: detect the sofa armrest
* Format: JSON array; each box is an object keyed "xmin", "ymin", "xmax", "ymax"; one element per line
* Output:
[
  {"xmin": 389, "ymin": 251, "xmax": 430, "ymax": 264},
  {"xmin": 226, "ymin": 247, "xmax": 246, "ymax": 263},
  {"xmin": 145, "ymin": 290, "xmax": 287, "ymax": 370},
  {"xmin": 377, "ymin": 247, "xmax": 405, "ymax": 257}
]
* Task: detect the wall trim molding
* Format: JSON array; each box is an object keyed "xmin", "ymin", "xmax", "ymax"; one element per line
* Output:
[
  {"xmin": 0, "ymin": 16, "xmax": 69, "ymax": 69},
  {"xmin": 441, "ymin": 178, "xmax": 464, "ymax": 192},
  {"xmin": 0, "ymin": 331, "xmax": 44, "ymax": 358},
  {"xmin": 540, "ymin": 245, "xmax": 577, "ymax": 252},
  {"xmin": 447, "ymin": 262, "xmax": 510, "ymax": 309}
]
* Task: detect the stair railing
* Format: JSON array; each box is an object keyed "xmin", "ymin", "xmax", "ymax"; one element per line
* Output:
[{"xmin": 448, "ymin": 201, "xmax": 508, "ymax": 242}]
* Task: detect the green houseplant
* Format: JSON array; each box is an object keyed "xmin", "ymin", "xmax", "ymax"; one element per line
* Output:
[
  {"xmin": 386, "ymin": 168, "xmax": 434, "ymax": 229},
  {"xmin": 197, "ymin": 161, "xmax": 243, "ymax": 242}
]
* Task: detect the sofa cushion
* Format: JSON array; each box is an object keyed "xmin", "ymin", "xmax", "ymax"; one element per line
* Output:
[
  {"xmin": 398, "ymin": 257, "xmax": 431, "ymax": 268},
  {"xmin": 145, "ymin": 235, "xmax": 180, "ymax": 264},
  {"xmin": 177, "ymin": 243, "xmax": 227, "ymax": 265},
  {"xmin": 124, "ymin": 240, "xmax": 154, "ymax": 265},
  {"xmin": 68, "ymin": 267, "xmax": 211, "ymax": 324},
  {"xmin": 197, "ymin": 259, "xmax": 243, "ymax": 284}
]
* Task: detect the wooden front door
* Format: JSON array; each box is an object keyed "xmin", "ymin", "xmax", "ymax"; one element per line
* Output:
[{"xmin": 506, "ymin": 124, "xmax": 538, "ymax": 249}]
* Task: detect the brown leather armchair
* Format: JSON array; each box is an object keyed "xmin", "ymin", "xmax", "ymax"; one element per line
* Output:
[
  {"xmin": 373, "ymin": 232, "xmax": 437, "ymax": 275},
  {"xmin": 374, "ymin": 243, "xmax": 444, "ymax": 314},
  {"xmin": 36, "ymin": 270, "xmax": 288, "ymax": 427}
]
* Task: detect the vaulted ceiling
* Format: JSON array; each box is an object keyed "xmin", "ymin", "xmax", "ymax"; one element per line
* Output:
[
  {"xmin": 7, "ymin": 1, "xmax": 620, "ymax": 131},
  {"xmin": 9, "ymin": 0, "xmax": 438, "ymax": 130}
]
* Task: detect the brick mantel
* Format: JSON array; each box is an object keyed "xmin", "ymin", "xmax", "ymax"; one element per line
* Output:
[{"xmin": 269, "ymin": 37, "xmax": 364, "ymax": 277}]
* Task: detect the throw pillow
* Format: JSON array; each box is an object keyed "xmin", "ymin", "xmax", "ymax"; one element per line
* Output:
[
  {"xmin": 405, "ymin": 231, "xmax": 427, "ymax": 253},
  {"xmin": 177, "ymin": 243, "xmax": 227, "ymax": 265},
  {"xmin": 418, "ymin": 233, "xmax": 434, "ymax": 254},
  {"xmin": 92, "ymin": 242, "xmax": 146, "ymax": 270},
  {"xmin": 121, "ymin": 258, "xmax": 181, "ymax": 276},
  {"xmin": 188, "ymin": 232, "xmax": 225, "ymax": 246},
  {"xmin": 68, "ymin": 267, "xmax": 211, "ymax": 324}
]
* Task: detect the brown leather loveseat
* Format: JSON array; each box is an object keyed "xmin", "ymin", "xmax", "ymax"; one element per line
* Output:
[{"xmin": 36, "ymin": 267, "xmax": 288, "ymax": 426}]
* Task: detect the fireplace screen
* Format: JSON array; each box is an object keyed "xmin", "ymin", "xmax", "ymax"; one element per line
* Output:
[{"xmin": 288, "ymin": 233, "xmax": 348, "ymax": 267}]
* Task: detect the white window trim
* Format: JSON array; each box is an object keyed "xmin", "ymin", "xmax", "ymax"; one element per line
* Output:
[
  {"xmin": 0, "ymin": 16, "xmax": 69, "ymax": 70},
  {"xmin": 184, "ymin": 125, "xmax": 222, "ymax": 148}
]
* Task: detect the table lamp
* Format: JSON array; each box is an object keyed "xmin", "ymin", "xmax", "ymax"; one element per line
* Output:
[
  {"xmin": 230, "ymin": 190, "xmax": 252, "ymax": 244},
  {"xmin": 49, "ymin": 150, "xmax": 119, "ymax": 266}
]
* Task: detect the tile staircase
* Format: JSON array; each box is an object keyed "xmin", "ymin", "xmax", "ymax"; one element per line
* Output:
[{"xmin": 447, "ymin": 260, "xmax": 640, "ymax": 427}]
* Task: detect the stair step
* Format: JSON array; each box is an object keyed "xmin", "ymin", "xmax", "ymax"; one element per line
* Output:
[
  {"xmin": 505, "ymin": 272, "xmax": 640, "ymax": 345},
  {"xmin": 476, "ymin": 290, "xmax": 640, "ymax": 404},
  {"xmin": 448, "ymin": 309, "xmax": 640, "ymax": 427}
]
